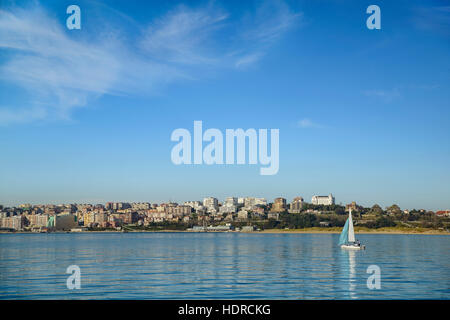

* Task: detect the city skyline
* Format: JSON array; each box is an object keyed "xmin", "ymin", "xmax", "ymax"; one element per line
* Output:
[
  {"xmin": 1, "ymin": 0, "xmax": 449, "ymax": 211},
  {"xmin": 1, "ymin": 192, "xmax": 447, "ymax": 212},
  {"xmin": 3, "ymin": 193, "xmax": 448, "ymax": 233}
]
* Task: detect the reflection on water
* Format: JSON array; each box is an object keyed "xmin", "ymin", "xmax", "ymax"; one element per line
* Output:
[
  {"xmin": 338, "ymin": 249, "xmax": 357, "ymax": 299},
  {"xmin": 348, "ymin": 250, "xmax": 357, "ymax": 299},
  {"xmin": 0, "ymin": 232, "xmax": 449, "ymax": 299}
]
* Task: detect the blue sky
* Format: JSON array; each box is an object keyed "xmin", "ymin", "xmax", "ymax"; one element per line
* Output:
[{"xmin": 0, "ymin": 0, "xmax": 449, "ymax": 210}]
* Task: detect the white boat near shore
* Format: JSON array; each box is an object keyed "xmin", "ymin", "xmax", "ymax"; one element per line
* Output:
[{"xmin": 339, "ymin": 209, "xmax": 365, "ymax": 250}]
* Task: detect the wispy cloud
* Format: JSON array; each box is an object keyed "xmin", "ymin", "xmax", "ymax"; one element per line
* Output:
[
  {"xmin": 297, "ymin": 118, "xmax": 324, "ymax": 129},
  {"xmin": 234, "ymin": 52, "xmax": 264, "ymax": 68},
  {"xmin": 0, "ymin": 7, "xmax": 118, "ymax": 100},
  {"xmin": 242, "ymin": 0, "xmax": 302, "ymax": 43},
  {"xmin": 0, "ymin": 5, "xmax": 185, "ymax": 124},
  {"xmin": 233, "ymin": 0, "xmax": 301, "ymax": 69},
  {"xmin": 412, "ymin": 6, "xmax": 450, "ymax": 37},
  {"xmin": 0, "ymin": 1, "xmax": 300, "ymax": 125},
  {"xmin": 140, "ymin": 5, "xmax": 228, "ymax": 65},
  {"xmin": 363, "ymin": 88, "xmax": 401, "ymax": 102},
  {"xmin": 0, "ymin": 106, "xmax": 47, "ymax": 124}
]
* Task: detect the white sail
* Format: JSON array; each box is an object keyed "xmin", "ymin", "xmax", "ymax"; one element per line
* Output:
[{"xmin": 348, "ymin": 209, "xmax": 355, "ymax": 243}]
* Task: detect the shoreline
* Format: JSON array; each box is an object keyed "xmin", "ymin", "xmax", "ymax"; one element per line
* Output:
[
  {"xmin": 1, "ymin": 227, "xmax": 449, "ymax": 235},
  {"xmin": 260, "ymin": 227, "xmax": 450, "ymax": 235}
]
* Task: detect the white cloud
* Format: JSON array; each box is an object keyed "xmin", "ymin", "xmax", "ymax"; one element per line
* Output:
[
  {"xmin": 0, "ymin": 1, "xmax": 301, "ymax": 125},
  {"xmin": 297, "ymin": 118, "xmax": 324, "ymax": 129},
  {"xmin": 0, "ymin": 5, "xmax": 191, "ymax": 124},
  {"xmin": 0, "ymin": 8, "xmax": 120, "ymax": 95}
]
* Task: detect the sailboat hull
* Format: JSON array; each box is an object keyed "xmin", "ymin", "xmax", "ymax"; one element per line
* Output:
[{"xmin": 341, "ymin": 244, "xmax": 365, "ymax": 250}]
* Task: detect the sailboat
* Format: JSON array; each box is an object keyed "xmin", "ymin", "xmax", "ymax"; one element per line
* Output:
[{"xmin": 339, "ymin": 209, "xmax": 365, "ymax": 250}]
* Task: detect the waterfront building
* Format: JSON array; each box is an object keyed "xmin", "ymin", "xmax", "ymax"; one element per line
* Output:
[
  {"xmin": 94, "ymin": 212, "xmax": 107, "ymax": 227},
  {"xmin": 131, "ymin": 202, "xmax": 151, "ymax": 210},
  {"xmin": 106, "ymin": 202, "xmax": 131, "ymax": 210},
  {"xmin": 166, "ymin": 205, "xmax": 192, "ymax": 216},
  {"xmin": 237, "ymin": 210, "xmax": 249, "ymax": 220},
  {"xmin": 305, "ymin": 209, "xmax": 321, "ymax": 214},
  {"xmin": 252, "ymin": 207, "xmax": 265, "ymax": 215},
  {"xmin": 47, "ymin": 213, "xmax": 78, "ymax": 231},
  {"xmin": 268, "ymin": 212, "xmax": 280, "ymax": 220},
  {"xmin": 345, "ymin": 201, "xmax": 362, "ymax": 212},
  {"xmin": 219, "ymin": 205, "xmax": 237, "ymax": 214},
  {"xmin": 94, "ymin": 204, "xmax": 104, "ymax": 210},
  {"xmin": 195, "ymin": 207, "xmax": 206, "ymax": 215},
  {"xmin": 243, "ymin": 197, "xmax": 267, "ymax": 209},
  {"xmin": 0, "ymin": 215, "xmax": 24, "ymax": 231},
  {"xmin": 241, "ymin": 226, "xmax": 256, "ymax": 232},
  {"xmin": 244, "ymin": 197, "xmax": 256, "ymax": 209},
  {"xmin": 289, "ymin": 197, "xmax": 304, "ymax": 213},
  {"xmin": 203, "ymin": 197, "xmax": 218, "ymax": 212},
  {"xmin": 184, "ymin": 201, "xmax": 202, "ymax": 210},
  {"xmin": 122, "ymin": 212, "xmax": 138, "ymax": 224},
  {"xmin": 311, "ymin": 194, "xmax": 335, "ymax": 205},
  {"xmin": 71, "ymin": 227, "xmax": 89, "ymax": 232},
  {"xmin": 436, "ymin": 210, "xmax": 450, "ymax": 217},
  {"xmin": 225, "ymin": 197, "xmax": 238, "ymax": 206},
  {"xmin": 156, "ymin": 205, "xmax": 166, "ymax": 212},
  {"xmin": 208, "ymin": 207, "xmax": 218, "ymax": 214},
  {"xmin": 219, "ymin": 197, "xmax": 238, "ymax": 213},
  {"xmin": 108, "ymin": 215, "xmax": 123, "ymax": 227},
  {"xmin": 44, "ymin": 205, "xmax": 56, "ymax": 215},
  {"xmin": 271, "ymin": 197, "xmax": 287, "ymax": 212},
  {"xmin": 28, "ymin": 214, "xmax": 49, "ymax": 228},
  {"xmin": 83, "ymin": 212, "xmax": 95, "ymax": 226},
  {"xmin": 206, "ymin": 224, "xmax": 233, "ymax": 231},
  {"xmin": 255, "ymin": 198, "xmax": 267, "ymax": 206}
]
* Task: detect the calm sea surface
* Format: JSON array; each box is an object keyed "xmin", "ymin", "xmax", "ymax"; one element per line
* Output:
[{"xmin": 0, "ymin": 232, "xmax": 449, "ymax": 299}]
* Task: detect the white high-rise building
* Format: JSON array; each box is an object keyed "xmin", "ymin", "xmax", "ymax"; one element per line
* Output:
[
  {"xmin": 217, "ymin": 197, "xmax": 238, "ymax": 214},
  {"xmin": 184, "ymin": 201, "xmax": 202, "ymax": 210},
  {"xmin": 225, "ymin": 197, "xmax": 238, "ymax": 206},
  {"xmin": 290, "ymin": 197, "xmax": 304, "ymax": 213},
  {"xmin": 244, "ymin": 197, "xmax": 267, "ymax": 209},
  {"xmin": 244, "ymin": 197, "xmax": 256, "ymax": 209},
  {"xmin": 255, "ymin": 198, "xmax": 267, "ymax": 206},
  {"xmin": 311, "ymin": 194, "xmax": 335, "ymax": 205},
  {"xmin": 219, "ymin": 205, "xmax": 237, "ymax": 214},
  {"xmin": 203, "ymin": 197, "xmax": 218, "ymax": 212}
]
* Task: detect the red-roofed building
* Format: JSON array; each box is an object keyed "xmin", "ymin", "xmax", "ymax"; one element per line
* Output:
[{"xmin": 436, "ymin": 210, "xmax": 450, "ymax": 217}]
